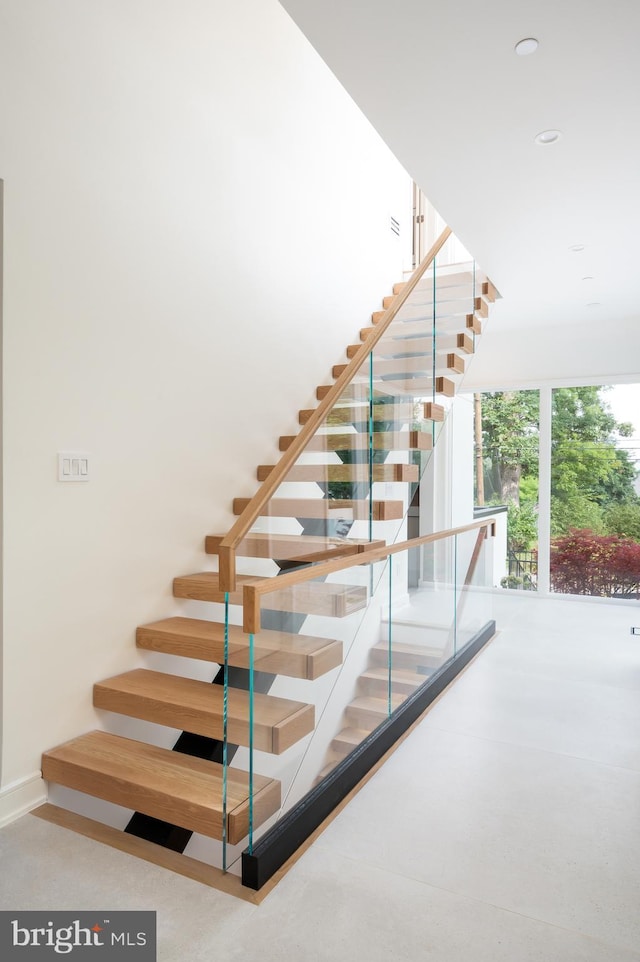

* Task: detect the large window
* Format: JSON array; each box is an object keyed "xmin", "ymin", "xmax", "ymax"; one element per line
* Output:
[
  {"xmin": 473, "ymin": 384, "xmax": 640, "ymax": 598},
  {"xmin": 473, "ymin": 391, "xmax": 539, "ymax": 591},
  {"xmin": 550, "ymin": 385, "xmax": 640, "ymax": 599}
]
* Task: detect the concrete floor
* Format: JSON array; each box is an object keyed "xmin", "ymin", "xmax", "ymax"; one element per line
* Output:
[{"xmin": 1, "ymin": 592, "xmax": 639, "ymax": 961}]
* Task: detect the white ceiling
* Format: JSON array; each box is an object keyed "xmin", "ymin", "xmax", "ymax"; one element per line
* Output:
[{"xmin": 279, "ymin": 0, "xmax": 640, "ymax": 336}]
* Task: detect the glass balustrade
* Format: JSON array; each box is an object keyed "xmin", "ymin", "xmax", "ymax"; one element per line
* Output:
[
  {"xmin": 219, "ymin": 521, "xmax": 496, "ymax": 879},
  {"xmin": 210, "ymin": 223, "xmax": 498, "ymax": 885},
  {"xmin": 218, "ymin": 229, "xmax": 494, "ymax": 595}
]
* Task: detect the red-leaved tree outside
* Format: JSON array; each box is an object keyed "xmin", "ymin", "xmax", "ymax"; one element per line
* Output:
[{"xmin": 551, "ymin": 529, "xmax": 640, "ymax": 598}]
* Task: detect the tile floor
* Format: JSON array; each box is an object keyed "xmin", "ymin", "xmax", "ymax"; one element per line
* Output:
[{"xmin": 1, "ymin": 592, "xmax": 639, "ymax": 961}]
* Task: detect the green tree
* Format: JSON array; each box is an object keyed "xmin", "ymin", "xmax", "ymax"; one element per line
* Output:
[
  {"xmin": 551, "ymin": 387, "xmax": 638, "ymax": 535},
  {"xmin": 507, "ymin": 501, "xmax": 538, "ymax": 551},
  {"xmin": 479, "ymin": 391, "xmax": 539, "ymax": 505},
  {"xmin": 550, "ymin": 494, "xmax": 604, "ymax": 537},
  {"xmin": 476, "ymin": 386, "xmax": 639, "ymax": 550},
  {"xmin": 604, "ymin": 502, "xmax": 640, "ymax": 540}
]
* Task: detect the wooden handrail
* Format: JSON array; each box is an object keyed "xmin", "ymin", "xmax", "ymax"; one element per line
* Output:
[
  {"xmin": 218, "ymin": 225, "xmax": 453, "ymax": 592},
  {"xmin": 243, "ymin": 517, "xmax": 496, "ymax": 633}
]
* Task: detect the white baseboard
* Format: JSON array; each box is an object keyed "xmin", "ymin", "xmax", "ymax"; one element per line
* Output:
[{"xmin": 0, "ymin": 772, "xmax": 47, "ymax": 828}]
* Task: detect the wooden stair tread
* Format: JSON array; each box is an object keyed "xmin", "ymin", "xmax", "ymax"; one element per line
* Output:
[
  {"xmin": 345, "ymin": 694, "xmax": 406, "ymax": 728},
  {"xmin": 279, "ymin": 431, "xmax": 432, "ymax": 453},
  {"xmin": 231, "ymin": 498, "xmax": 404, "ymax": 521},
  {"xmin": 355, "ymin": 376, "xmax": 456, "ymax": 399},
  {"xmin": 256, "ymin": 463, "xmax": 419, "ymax": 483},
  {"xmin": 299, "ymin": 400, "xmax": 438, "ymax": 429},
  {"xmin": 334, "ymin": 342, "xmax": 472, "ymax": 380},
  {"xmin": 371, "ymin": 296, "xmax": 488, "ymax": 327},
  {"xmin": 394, "ymin": 269, "xmax": 490, "ymax": 290},
  {"xmin": 174, "ymin": 571, "xmax": 261, "ymax": 606},
  {"xmin": 314, "ymin": 761, "xmax": 339, "ymax": 784},
  {"xmin": 300, "ymin": 401, "xmax": 418, "ymax": 426},
  {"xmin": 41, "ymin": 730, "xmax": 280, "ymax": 844},
  {"xmin": 349, "ymin": 335, "xmax": 473, "ymax": 360},
  {"xmin": 137, "ymin": 616, "xmax": 343, "ymax": 680},
  {"xmin": 333, "ymin": 337, "xmax": 472, "ymax": 380},
  {"xmin": 370, "ymin": 640, "xmax": 444, "ymax": 671},
  {"xmin": 360, "ymin": 666, "xmax": 427, "ymax": 696},
  {"xmin": 331, "ymin": 727, "xmax": 372, "ymax": 756},
  {"xmin": 346, "ymin": 316, "xmax": 481, "ymax": 359},
  {"xmin": 174, "ymin": 570, "xmax": 369, "ymax": 617},
  {"xmin": 94, "ymin": 668, "xmax": 314, "ymax": 754},
  {"xmin": 206, "ymin": 532, "xmax": 385, "ymax": 565},
  {"xmin": 348, "ymin": 695, "xmax": 406, "ymax": 712},
  {"xmin": 362, "ymin": 666, "xmax": 426, "ymax": 683},
  {"xmin": 388, "ymin": 275, "xmax": 494, "ymax": 303},
  {"xmin": 318, "ymin": 361, "xmax": 462, "ymax": 400},
  {"xmin": 327, "ymin": 374, "xmax": 458, "ymax": 400}
]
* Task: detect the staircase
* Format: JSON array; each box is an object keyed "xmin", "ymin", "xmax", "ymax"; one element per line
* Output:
[
  {"xmin": 40, "ymin": 228, "xmax": 498, "ymax": 892},
  {"xmin": 319, "ymin": 638, "xmax": 444, "ymax": 781}
]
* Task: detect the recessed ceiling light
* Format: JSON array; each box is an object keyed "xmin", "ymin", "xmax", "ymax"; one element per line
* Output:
[
  {"xmin": 569, "ymin": 245, "xmax": 585, "ymax": 252},
  {"xmin": 515, "ymin": 38, "xmax": 539, "ymax": 56},
  {"xmin": 582, "ymin": 276, "xmax": 594, "ymax": 281},
  {"xmin": 587, "ymin": 302, "xmax": 601, "ymax": 307},
  {"xmin": 535, "ymin": 129, "xmax": 562, "ymax": 145}
]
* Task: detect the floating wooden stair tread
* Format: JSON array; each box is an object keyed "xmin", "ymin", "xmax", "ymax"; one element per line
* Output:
[
  {"xmin": 407, "ymin": 277, "xmax": 497, "ymax": 303},
  {"xmin": 136, "ymin": 616, "xmax": 343, "ymax": 680},
  {"xmin": 331, "ymin": 727, "xmax": 372, "ymax": 758},
  {"xmin": 365, "ymin": 315, "xmax": 480, "ymax": 341},
  {"xmin": 394, "ymin": 269, "xmax": 477, "ymax": 294},
  {"xmin": 371, "ymin": 296, "xmax": 488, "ymax": 327},
  {"xmin": 349, "ymin": 333, "xmax": 476, "ymax": 361},
  {"xmin": 256, "ymin": 463, "xmax": 419, "ymax": 483},
  {"xmin": 386, "ymin": 277, "xmax": 495, "ymax": 306},
  {"xmin": 360, "ymin": 667, "xmax": 427, "ymax": 696},
  {"xmin": 232, "ymin": 498, "xmax": 404, "ymax": 521},
  {"xmin": 300, "ymin": 401, "xmax": 418, "ymax": 427},
  {"xmin": 348, "ymin": 316, "xmax": 481, "ymax": 358},
  {"xmin": 94, "ymin": 668, "xmax": 315, "ymax": 754},
  {"xmin": 206, "ymin": 532, "xmax": 384, "ymax": 565},
  {"xmin": 318, "ymin": 360, "xmax": 462, "ymax": 400},
  {"xmin": 314, "ymin": 761, "xmax": 339, "ymax": 785},
  {"xmin": 174, "ymin": 570, "xmax": 369, "ymax": 617},
  {"xmin": 174, "ymin": 571, "xmax": 263, "ymax": 606},
  {"xmin": 425, "ymin": 402, "xmax": 446, "ymax": 422},
  {"xmin": 335, "ymin": 377, "xmax": 454, "ymax": 399},
  {"xmin": 41, "ymin": 730, "xmax": 280, "ymax": 844},
  {"xmin": 351, "ymin": 376, "xmax": 456, "ymax": 399},
  {"xmin": 279, "ymin": 431, "xmax": 432, "ymax": 453},
  {"xmin": 345, "ymin": 694, "xmax": 406, "ymax": 729},
  {"xmin": 332, "ymin": 335, "xmax": 473, "ymax": 382},
  {"xmin": 370, "ymin": 640, "xmax": 444, "ymax": 671}
]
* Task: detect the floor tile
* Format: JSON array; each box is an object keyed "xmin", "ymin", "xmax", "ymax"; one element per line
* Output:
[{"xmin": 317, "ymin": 726, "xmax": 640, "ymax": 953}]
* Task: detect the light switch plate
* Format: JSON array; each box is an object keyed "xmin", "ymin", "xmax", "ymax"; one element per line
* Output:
[{"xmin": 58, "ymin": 452, "xmax": 90, "ymax": 482}]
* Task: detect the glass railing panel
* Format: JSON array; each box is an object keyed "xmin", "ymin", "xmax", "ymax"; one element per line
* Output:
[
  {"xmin": 454, "ymin": 528, "xmax": 494, "ymax": 654},
  {"xmin": 216, "ymin": 217, "xmax": 501, "ymax": 606},
  {"xmin": 234, "ymin": 352, "xmax": 380, "ymax": 575},
  {"xmin": 223, "ymin": 522, "xmax": 496, "ymax": 875},
  {"xmin": 220, "ymin": 231, "xmax": 495, "ymax": 601},
  {"xmin": 390, "ymin": 536, "xmax": 458, "ymax": 673},
  {"xmin": 222, "ymin": 558, "xmax": 389, "ymax": 871}
]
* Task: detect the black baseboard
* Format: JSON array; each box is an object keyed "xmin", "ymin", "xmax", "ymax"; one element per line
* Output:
[{"xmin": 241, "ymin": 619, "xmax": 496, "ymax": 889}]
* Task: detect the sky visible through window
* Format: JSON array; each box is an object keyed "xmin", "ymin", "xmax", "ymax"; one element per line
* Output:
[{"xmin": 607, "ymin": 383, "xmax": 640, "ymax": 496}]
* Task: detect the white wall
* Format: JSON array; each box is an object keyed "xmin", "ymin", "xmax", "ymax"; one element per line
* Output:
[{"xmin": 0, "ymin": 0, "xmax": 412, "ymax": 798}]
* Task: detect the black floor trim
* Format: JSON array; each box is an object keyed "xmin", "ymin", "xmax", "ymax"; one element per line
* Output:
[{"xmin": 241, "ymin": 619, "xmax": 496, "ymax": 890}]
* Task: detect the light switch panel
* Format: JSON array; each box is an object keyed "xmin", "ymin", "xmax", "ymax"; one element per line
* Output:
[{"xmin": 58, "ymin": 452, "xmax": 90, "ymax": 482}]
